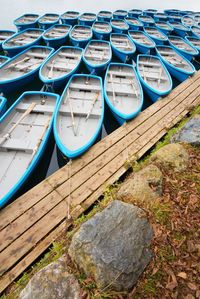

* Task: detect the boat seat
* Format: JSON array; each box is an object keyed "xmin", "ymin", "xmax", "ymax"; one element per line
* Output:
[
  {"xmin": 10, "ymin": 39, "xmax": 33, "ymax": 45},
  {"xmin": 58, "ymin": 52, "xmax": 81, "ymax": 59},
  {"xmin": 0, "ymin": 137, "xmax": 34, "ymax": 153},
  {"xmin": 59, "ymin": 105, "xmax": 101, "ymax": 118},
  {"xmin": 159, "ymin": 50, "xmax": 174, "ymax": 55},
  {"xmin": 139, "ymin": 61, "xmax": 160, "ymax": 67},
  {"xmin": 16, "ymin": 103, "xmax": 54, "ymax": 114},
  {"xmin": 27, "ymin": 52, "xmax": 48, "ymax": 58},
  {"xmin": 24, "ymin": 33, "xmax": 40, "ymax": 38},
  {"xmin": 111, "ymin": 37, "xmax": 129, "ymax": 42},
  {"xmin": 46, "ymin": 63, "xmax": 73, "ymax": 72},
  {"xmin": 72, "ymin": 33, "xmax": 89, "ymax": 39},
  {"xmin": 53, "ymin": 28, "xmax": 69, "ymax": 33},
  {"xmin": 113, "ymin": 44, "xmax": 133, "ymax": 50},
  {"xmin": 0, "ymin": 34, "xmax": 10, "ymax": 39},
  {"xmin": 88, "ymin": 45, "xmax": 109, "ymax": 50},
  {"xmin": 108, "ymin": 70, "xmax": 133, "ymax": 77},
  {"xmin": 142, "ymin": 74, "xmax": 168, "ymax": 81},
  {"xmin": 45, "ymin": 33, "xmax": 64, "ymax": 38},
  {"xmin": 69, "ymin": 83, "xmax": 101, "ymax": 92}
]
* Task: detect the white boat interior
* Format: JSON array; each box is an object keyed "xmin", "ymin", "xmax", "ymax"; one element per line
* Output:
[
  {"xmin": 55, "ymin": 75, "xmax": 103, "ymax": 152},
  {"xmin": 4, "ymin": 30, "xmax": 42, "ymax": 47},
  {"xmin": 84, "ymin": 41, "xmax": 111, "ymax": 65},
  {"xmin": 0, "ymin": 47, "xmax": 52, "ymax": 81},
  {"xmin": 139, "ymin": 16, "xmax": 154, "ymax": 22},
  {"xmin": 129, "ymin": 31, "xmax": 154, "ymax": 46},
  {"xmin": 186, "ymin": 37, "xmax": 200, "ymax": 48},
  {"xmin": 40, "ymin": 47, "xmax": 82, "ymax": 80},
  {"xmin": 138, "ymin": 55, "xmax": 171, "ymax": 92},
  {"xmin": 182, "ymin": 16, "xmax": 194, "ymax": 27},
  {"xmin": 105, "ymin": 64, "xmax": 142, "ymax": 115},
  {"xmin": 0, "ymin": 93, "xmax": 57, "ymax": 200},
  {"xmin": 0, "ymin": 31, "xmax": 15, "ymax": 43},
  {"xmin": 114, "ymin": 10, "xmax": 127, "ymax": 17},
  {"xmin": 126, "ymin": 18, "xmax": 142, "ymax": 25},
  {"xmin": 61, "ymin": 11, "xmax": 79, "ymax": 19},
  {"xmin": 155, "ymin": 22, "xmax": 172, "ymax": 30},
  {"xmin": 169, "ymin": 36, "xmax": 196, "ymax": 53},
  {"xmin": 157, "ymin": 46, "xmax": 194, "ymax": 72},
  {"xmin": 15, "ymin": 14, "xmax": 39, "ymax": 24},
  {"xmin": 111, "ymin": 34, "xmax": 134, "ymax": 52},
  {"xmin": 194, "ymin": 15, "xmax": 200, "ymax": 24},
  {"xmin": 43, "ymin": 25, "xmax": 71, "ymax": 39},
  {"xmin": 145, "ymin": 27, "xmax": 167, "ymax": 40},
  {"xmin": 93, "ymin": 22, "xmax": 111, "ymax": 33},
  {"xmin": 98, "ymin": 11, "xmax": 112, "ymax": 18},
  {"xmin": 170, "ymin": 22, "xmax": 188, "ymax": 30},
  {"xmin": 192, "ymin": 26, "xmax": 200, "ymax": 36},
  {"xmin": 71, "ymin": 26, "xmax": 92, "ymax": 40},
  {"xmin": 39, "ymin": 14, "xmax": 59, "ymax": 23},
  {"xmin": 79, "ymin": 13, "xmax": 96, "ymax": 21},
  {"xmin": 111, "ymin": 19, "xmax": 129, "ymax": 29}
]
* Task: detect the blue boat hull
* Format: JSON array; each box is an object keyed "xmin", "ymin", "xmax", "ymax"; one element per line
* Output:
[
  {"xmin": 0, "ymin": 97, "xmax": 7, "ymax": 117},
  {"xmin": 61, "ymin": 18, "xmax": 78, "ymax": 25},
  {"xmin": 111, "ymin": 45, "xmax": 133, "ymax": 62},
  {"xmin": 162, "ymin": 62, "xmax": 192, "ymax": 82},
  {"xmin": 97, "ymin": 16, "xmax": 111, "ymax": 22},
  {"xmin": 39, "ymin": 21, "xmax": 59, "ymax": 30},
  {"xmin": 4, "ymin": 38, "xmax": 42, "ymax": 57},
  {"xmin": 141, "ymin": 83, "xmax": 161, "ymax": 102},
  {"xmin": 79, "ymin": 19, "xmax": 95, "ymax": 26},
  {"xmin": 173, "ymin": 28, "xmax": 188, "ymax": 37},
  {"xmin": 16, "ymin": 22, "xmax": 38, "ymax": 32},
  {"xmin": 112, "ymin": 27, "xmax": 128, "ymax": 34},
  {"xmin": 85, "ymin": 62, "xmax": 108, "ymax": 75},
  {"xmin": 93, "ymin": 31, "xmax": 110, "ymax": 40},
  {"xmin": 70, "ymin": 38, "xmax": 91, "ymax": 48},
  {"xmin": 44, "ymin": 36, "xmax": 68, "ymax": 49}
]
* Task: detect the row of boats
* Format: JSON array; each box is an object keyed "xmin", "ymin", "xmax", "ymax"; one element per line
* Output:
[{"xmin": 0, "ymin": 7, "xmax": 199, "ymax": 208}]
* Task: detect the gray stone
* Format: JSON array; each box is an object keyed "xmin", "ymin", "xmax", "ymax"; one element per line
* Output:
[
  {"xmin": 68, "ymin": 200, "xmax": 153, "ymax": 291},
  {"xmin": 171, "ymin": 116, "xmax": 200, "ymax": 146},
  {"xmin": 117, "ymin": 164, "xmax": 163, "ymax": 203},
  {"xmin": 19, "ymin": 255, "xmax": 82, "ymax": 299},
  {"xmin": 150, "ymin": 143, "xmax": 189, "ymax": 171}
]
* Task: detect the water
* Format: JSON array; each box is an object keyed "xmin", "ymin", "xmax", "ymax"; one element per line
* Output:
[{"xmin": 0, "ymin": 0, "xmax": 200, "ymax": 30}]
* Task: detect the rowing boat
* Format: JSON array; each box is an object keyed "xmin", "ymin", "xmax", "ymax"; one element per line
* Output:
[
  {"xmin": 110, "ymin": 19, "xmax": 129, "ymax": 34},
  {"xmin": 0, "ymin": 96, "xmax": 7, "ymax": 117},
  {"xmin": 110, "ymin": 33, "xmax": 136, "ymax": 62},
  {"xmin": 113, "ymin": 10, "xmax": 128, "ymax": 20},
  {"xmin": 97, "ymin": 11, "xmax": 112, "ymax": 22},
  {"xmin": 144, "ymin": 26, "xmax": 168, "ymax": 45},
  {"xmin": 0, "ymin": 30, "xmax": 15, "ymax": 51},
  {"xmin": 169, "ymin": 21, "xmax": 190, "ymax": 37},
  {"xmin": 92, "ymin": 21, "xmax": 112, "ymax": 40},
  {"xmin": 168, "ymin": 14, "xmax": 182, "ymax": 22},
  {"xmin": 53, "ymin": 74, "xmax": 104, "ymax": 161},
  {"xmin": 0, "ymin": 45, "xmax": 54, "ymax": 94},
  {"xmin": 61, "ymin": 11, "xmax": 80, "ymax": 25},
  {"xmin": 39, "ymin": 46, "xmax": 83, "ymax": 90},
  {"xmin": 42, "ymin": 24, "xmax": 72, "ymax": 48},
  {"xmin": 104, "ymin": 63, "xmax": 143, "ymax": 124},
  {"xmin": 155, "ymin": 21, "xmax": 173, "ymax": 35},
  {"xmin": 137, "ymin": 54, "xmax": 172, "ymax": 102},
  {"xmin": 156, "ymin": 45, "xmax": 195, "ymax": 81},
  {"xmin": 138, "ymin": 15, "xmax": 155, "ymax": 26},
  {"xmin": 78, "ymin": 13, "xmax": 96, "ymax": 26},
  {"xmin": 125, "ymin": 17, "xmax": 143, "ymax": 30},
  {"xmin": 181, "ymin": 15, "xmax": 195, "ymax": 27},
  {"xmin": 153, "ymin": 13, "xmax": 168, "ymax": 22},
  {"xmin": 83, "ymin": 40, "xmax": 112, "ymax": 74},
  {"xmin": 0, "ymin": 91, "xmax": 60, "ymax": 208},
  {"xmin": 128, "ymin": 30, "xmax": 156, "ymax": 54},
  {"xmin": 143, "ymin": 9, "xmax": 157, "ymax": 17},
  {"xmin": 128, "ymin": 9, "xmax": 142, "ymax": 18},
  {"xmin": 38, "ymin": 13, "xmax": 60, "ymax": 30},
  {"xmin": 168, "ymin": 35, "xmax": 198, "ymax": 61},
  {"xmin": 191, "ymin": 25, "xmax": 200, "ymax": 38},
  {"xmin": 14, "ymin": 14, "xmax": 39, "ymax": 31},
  {"xmin": 69, "ymin": 25, "xmax": 92, "ymax": 48},
  {"xmin": 2, "ymin": 28, "xmax": 44, "ymax": 57},
  {"xmin": 185, "ymin": 36, "xmax": 200, "ymax": 56}
]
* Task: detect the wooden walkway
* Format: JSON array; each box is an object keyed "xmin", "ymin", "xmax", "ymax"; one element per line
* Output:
[{"xmin": 0, "ymin": 70, "xmax": 200, "ymax": 294}]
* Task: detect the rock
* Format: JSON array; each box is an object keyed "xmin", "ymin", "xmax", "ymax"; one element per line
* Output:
[
  {"xmin": 117, "ymin": 164, "xmax": 163, "ymax": 203},
  {"xmin": 150, "ymin": 143, "xmax": 189, "ymax": 171},
  {"xmin": 171, "ymin": 115, "xmax": 200, "ymax": 146},
  {"xmin": 19, "ymin": 255, "xmax": 82, "ymax": 299},
  {"xmin": 68, "ymin": 200, "xmax": 153, "ymax": 291}
]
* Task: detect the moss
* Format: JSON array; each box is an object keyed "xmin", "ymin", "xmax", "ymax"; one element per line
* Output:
[
  {"xmin": 150, "ymin": 201, "xmax": 171, "ymax": 226},
  {"xmin": 158, "ymin": 245, "xmax": 176, "ymax": 263}
]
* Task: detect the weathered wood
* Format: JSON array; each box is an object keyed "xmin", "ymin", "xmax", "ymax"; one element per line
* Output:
[{"xmin": 0, "ymin": 71, "xmax": 199, "ymax": 294}]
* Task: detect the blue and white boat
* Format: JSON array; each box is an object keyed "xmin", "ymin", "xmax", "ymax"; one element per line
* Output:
[
  {"xmin": 42, "ymin": 24, "xmax": 71, "ymax": 48},
  {"xmin": 164, "ymin": 9, "xmax": 180, "ymax": 15},
  {"xmin": 14, "ymin": 14, "xmax": 39, "ymax": 31},
  {"xmin": 79, "ymin": 13, "xmax": 96, "ymax": 26},
  {"xmin": 137, "ymin": 54, "xmax": 172, "ymax": 102},
  {"xmin": 83, "ymin": 40, "xmax": 112, "ymax": 74},
  {"xmin": 0, "ymin": 91, "xmax": 60, "ymax": 208},
  {"xmin": 128, "ymin": 9, "xmax": 142, "ymax": 18},
  {"xmin": 61, "ymin": 11, "xmax": 80, "ymax": 25},
  {"xmin": 185, "ymin": 36, "xmax": 200, "ymax": 56},
  {"xmin": 191, "ymin": 26, "xmax": 200, "ymax": 38},
  {"xmin": 110, "ymin": 33, "xmax": 136, "ymax": 62},
  {"xmin": 168, "ymin": 35, "xmax": 198, "ymax": 61},
  {"xmin": 144, "ymin": 26, "xmax": 168, "ymax": 45},
  {"xmin": 2, "ymin": 28, "xmax": 44, "ymax": 57},
  {"xmin": 69, "ymin": 25, "xmax": 92, "ymax": 48},
  {"xmin": 156, "ymin": 45, "xmax": 195, "ymax": 81},
  {"xmin": 143, "ymin": 9, "xmax": 157, "ymax": 17},
  {"xmin": 0, "ymin": 96, "xmax": 7, "ymax": 117},
  {"xmin": 38, "ymin": 13, "xmax": 60, "ymax": 30},
  {"xmin": 155, "ymin": 21, "xmax": 173, "ymax": 35},
  {"xmin": 153, "ymin": 13, "xmax": 168, "ymax": 22},
  {"xmin": 97, "ymin": 11, "xmax": 112, "ymax": 22},
  {"xmin": 39, "ymin": 46, "xmax": 83, "ymax": 90},
  {"xmin": 104, "ymin": 63, "xmax": 143, "ymax": 125},
  {"xmin": 54, "ymin": 74, "xmax": 104, "ymax": 161},
  {"xmin": 138, "ymin": 15, "xmax": 155, "ymax": 26},
  {"xmin": 92, "ymin": 21, "xmax": 112, "ymax": 40},
  {"xmin": 113, "ymin": 10, "xmax": 127, "ymax": 19},
  {"xmin": 0, "ymin": 46, "xmax": 54, "ymax": 94},
  {"xmin": 181, "ymin": 15, "xmax": 195, "ymax": 27},
  {"xmin": 110, "ymin": 19, "xmax": 129, "ymax": 34},
  {"xmin": 0, "ymin": 55, "xmax": 9, "ymax": 66},
  {"xmin": 0, "ymin": 30, "xmax": 15, "ymax": 51},
  {"xmin": 169, "ymin": 21, "xmax": 190, "ymax": 37},
  {"xmin": 128, "ymin": 30, "xmax": 155, "ymax": 54},
  {"xmin": 125, "ymin": 17, "xmax": 143, "ymax": 30},
  {"xmin": 168, "ymin": 14, "xmax": 182, "ymax": 22}
]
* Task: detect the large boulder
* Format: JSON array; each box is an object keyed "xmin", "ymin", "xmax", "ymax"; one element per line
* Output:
[
  {"xmin": 19, "ymin": 255, "xmax": 82, "ymax": 299},
  {"xmin": 171, "ymin": 115, "xmax": 200, "ymax": 146},
  {"xmin": 117, "ymin": 164, "xmax": 163, "ymax": 203},
  {"xmin": 68, "ymin": 200, "xmax": 153, "ymax": 291},
  {"xmin": 150, "ymin": 143, "xmax": 189, "ymax": 171}
]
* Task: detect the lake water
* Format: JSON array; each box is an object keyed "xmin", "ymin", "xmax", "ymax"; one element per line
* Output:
[{"xmin": 0, "ymin": 0, "xmax": 200, "ymax": 30}]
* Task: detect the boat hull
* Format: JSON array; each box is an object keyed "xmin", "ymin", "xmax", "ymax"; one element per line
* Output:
[
  {"xmin": 0, "ymin": 97, "xmax": 7, "ymax": 117},
  {"xmin": 43, "ymin": 36, "xmax": 68, "ymax": 49},
  {"xmin": 38, "ymin": 21, "xmax": 59, "ymax": 30}
]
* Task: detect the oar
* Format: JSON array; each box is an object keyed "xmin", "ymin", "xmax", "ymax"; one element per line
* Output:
[
  {"xmin": 67, "ymin": 89, "xmax": 76, "ymax": 136},
  {"xmin": 18, "ymin": 61, "xmax": 41, "ymax": 71},
  {"xmin": 110, "ymin": 73, "xmax": 117, "ymax": 104},
  {"xmin": 158, "ymin": 67, "xmax": 162, "ymax": 87},
  {"xmin": 48, "ymin": 60, "xmax": 56, "ymax": 79},
  {"xmin": 4, "ymin": 56, "xmax": 30, "ymax": 70},
  {"xmin": 0, "ymin": 102, "xmax": 36, "ymax": 146},
  {"xmin": 85, "ymin": 92, "xmax": 99, "ymax": 121},
  {"xmin": 142, "ymin": 64, "xmax": 147, "ymax": 81}
]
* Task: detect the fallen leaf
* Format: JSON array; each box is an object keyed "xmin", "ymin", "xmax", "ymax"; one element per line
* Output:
[
  {"xmin": 184, "ymin": 294, "xmax": 195, "ymax": 299},
  {"xmin": 187, "ymin": 282, "xmax": 197, "ymax": 291},
  {"xmin": 177, "ymin": 272, "xmax": 187, "ymax": 279},
  {"xmin": 166, "ymin": 281, "xmax": 178, "ymax": 291}
]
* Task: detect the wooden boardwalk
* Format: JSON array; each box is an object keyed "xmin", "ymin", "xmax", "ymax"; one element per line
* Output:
[{"xmin": 0, "ymin": 70, "xmax": 200, "ymax": 294}]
